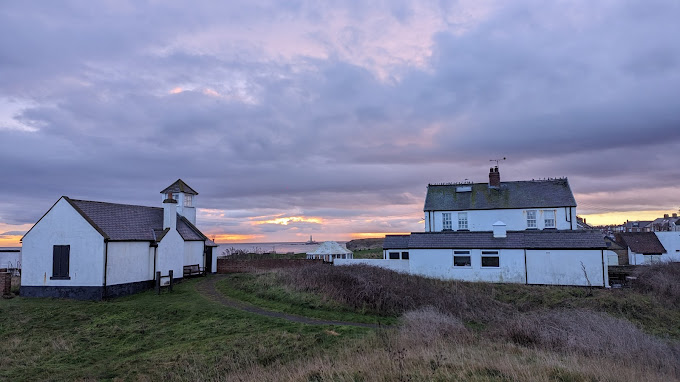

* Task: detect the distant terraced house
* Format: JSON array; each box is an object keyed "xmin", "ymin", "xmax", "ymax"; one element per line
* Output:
[
  {"xmin": 20, "ymin": 179, "xmax": 217, "ymax": 300},
  {"xmin": 336, "ymin": 167, "xmax": 612, "ymax": 287}
]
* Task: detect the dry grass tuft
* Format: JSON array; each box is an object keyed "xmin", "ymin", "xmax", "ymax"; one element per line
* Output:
[
  {"xmin": 498, "ymin": 309, "xmax": 680, "ymax": 377},
  {"xmin": 268, "ymin": 264, "xmax": 513, "ymax": 323},
  {"xmin": 634, "ymin": 262, "xmax": 680, "ymax": 306}
]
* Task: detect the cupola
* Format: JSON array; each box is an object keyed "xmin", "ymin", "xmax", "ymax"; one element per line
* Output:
[{"xmin": 160, "ymin": 179, "xmax": 198, "ymax": 225}]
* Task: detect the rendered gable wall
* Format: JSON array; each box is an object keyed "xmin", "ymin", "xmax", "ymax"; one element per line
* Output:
[{"xmin": 21, "ymin": 198, "xmax": 105, "ymax": 288}]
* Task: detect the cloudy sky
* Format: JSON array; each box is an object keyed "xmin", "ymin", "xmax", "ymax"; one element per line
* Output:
[{"xmin": 1, "ymin": 0, "xmax": 679, "ymax": 245}]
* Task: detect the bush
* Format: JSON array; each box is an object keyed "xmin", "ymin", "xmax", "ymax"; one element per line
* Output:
[
  {"xmin": 498, "ymin": 309, "xmax": 680, "ymax": 376},
  {"xmin": 634, "ymin": 262, "xmax": 680, "ymax": 306},
  {"xmin": 267, "ymin": 264, "xmax": 513, "ymax": 324}
]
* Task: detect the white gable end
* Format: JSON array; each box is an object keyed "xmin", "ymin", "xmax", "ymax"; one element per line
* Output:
[{"xmin": 21, "ymin": 197, "xmax": 106, "ymax": 287}]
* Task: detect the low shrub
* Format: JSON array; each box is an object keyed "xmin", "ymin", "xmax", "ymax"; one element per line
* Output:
[
  {"xmin": 634, "ymin": 262, "xmax": 680, "ymax": 306},
  {"xmin": 268, "ymin": 264, "xmax": 513, "ymax": 324},
  {"xmin": 498, "ymin": 309, "xmax": 680, "ymax": 377}
]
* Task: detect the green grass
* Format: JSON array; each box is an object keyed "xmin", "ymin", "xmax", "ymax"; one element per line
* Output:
[
  {"xmin": 351, "ymin": 248, "xmax": 383, "ymax": 259},
  {"xmin": 0, "ymin": 277, "xmax": 372, "ymax": 381},
  {"xmin": 216, "ymin": 273, "xmax": 398, "ymax": 325},
  {"xmin": 471, "ymin": 283, "xmax": 680, "ymax": 339}
]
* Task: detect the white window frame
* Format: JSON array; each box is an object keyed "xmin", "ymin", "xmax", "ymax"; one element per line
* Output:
[
  {"xmin": 442, "ymin": 213, "xmax": 452, "ymax": 231},
  {"xmin": 527, "ymin": 210, "xmax": 537, "ymax": 229},
  {"xmin": 544, "ymin": 210, "xmax": 555, "ymax": 228},
  {"xmin": 184, "ymin": 194, "xmax": 193, "ymax": 207},
  {"xmin": 453, "ymin": 250, "xmax": 471, "ymax": 267},
  {"xmin": 481, "ymin": 250, "xmax": 500, "ymax": 268},
  {"xmin": 458, "ymin": 212, "xmax": 468, "ymax": 230}
]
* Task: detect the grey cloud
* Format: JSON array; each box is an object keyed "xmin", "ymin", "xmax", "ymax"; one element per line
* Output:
[{"xmin": 2, "ymin": 1, "xmax": 680, "ymax": 232}]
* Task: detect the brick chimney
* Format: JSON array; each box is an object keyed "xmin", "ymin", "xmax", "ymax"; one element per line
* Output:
[
  {"xmin": 673, "ymin": 213, "xmax": 678, "ymax": 218},
  {"xmin": 664, "ymin": 214, "xmax": 669, "ymax": 218},
  {"xmin": 489, "ymin": 166, "xmax": 500, "ymax": 188},
  {"xmin": 163, "ymin": 192, "xmax": 178, "ymax": 230}
]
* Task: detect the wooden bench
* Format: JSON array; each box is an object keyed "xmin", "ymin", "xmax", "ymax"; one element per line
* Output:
[{"xmin": 183, "ymin": 264, "xmax": 204, "ymax": 278}]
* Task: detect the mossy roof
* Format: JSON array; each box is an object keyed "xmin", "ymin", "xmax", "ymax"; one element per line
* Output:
[{"xmin": 424, "ymin": 179, "xmax": 576, "ymax": 211}]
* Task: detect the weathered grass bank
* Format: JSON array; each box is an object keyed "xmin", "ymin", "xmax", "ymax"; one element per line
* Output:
[{"xmin": 1, "ymin": 263, "xmax": 679, "ymax": 381}]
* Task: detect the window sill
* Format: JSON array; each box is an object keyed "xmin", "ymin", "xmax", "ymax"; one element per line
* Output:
[{"xmin": 50, "ymin": 276, "xmax": 71, "ymax": 280}]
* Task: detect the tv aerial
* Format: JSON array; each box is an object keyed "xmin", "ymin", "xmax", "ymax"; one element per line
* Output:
[{"xmin": 490, "ymin": 157, "xmax": 506, "ymax": 166}]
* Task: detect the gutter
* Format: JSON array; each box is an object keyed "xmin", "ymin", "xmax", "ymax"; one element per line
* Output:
[
  {"xmin": 524, "ymin": 249, "xmax": 528, "ymax": 285},
  {"xmin": 601, "ymin": 249, "xmax": 606, "ymax": 287},
  {"xmin": 103, "ymin": 239, "xmax": 109, "ymax": 299}
]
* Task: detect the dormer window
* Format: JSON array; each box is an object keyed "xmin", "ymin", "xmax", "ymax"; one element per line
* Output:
[{"xmin": 184, "ymin": 194, "xmax": 193, "ymax": 207}]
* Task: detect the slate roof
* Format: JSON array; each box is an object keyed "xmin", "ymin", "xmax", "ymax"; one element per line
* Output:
[
  {"xmin": 383, "ymin": 235, "xmax": 410, "ymax": 249},
  {"xmin": 307, "ymin": 241, "xmax": 352, "ymax": 255},
  {"xmin": 383, "ymin": 230, "xmax": 606, "ymax": 250},
  {"xmin": 160, "ymin": 179, "xmax": 198, "ymax": 195},
  {"xmin": 424, "ymin": 179, "xmax": 576, "ymax": 211},
  {"xmin": 67, "ymin": 198, "xmax": 207, "ymax": 241},
  {"xmin": 615, "ymin": 233, "xmax": 666, "ymax": 254}
]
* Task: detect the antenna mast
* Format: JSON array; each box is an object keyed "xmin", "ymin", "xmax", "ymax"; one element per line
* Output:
[{"xmin": 490, "ymin": 157, "xmax": 506, "ymax": 166}]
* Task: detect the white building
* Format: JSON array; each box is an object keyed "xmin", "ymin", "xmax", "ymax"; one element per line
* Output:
[
  {"xmin": 615, "ymin": 232, "xmax": 680, "ymax": 265},
  {"xmin": 335, "ymin": 168, "xmax": 611, "ymax": 287},
  {"xmin": 424, "ymin": 167, "xmax": 577, "ymax": 232},
  {"xmin": 20, "ymin": 179, "xmax": 218, "ymax": 300},
  {"xmin": 306, "ymin": 241, "xmax": 353, "ymax": 262}
]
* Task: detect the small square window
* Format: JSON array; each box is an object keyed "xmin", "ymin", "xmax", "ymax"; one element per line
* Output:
[
  {"xmin": 184, "ymin": 194, "xmax": 193, "ymax": 207},
  {"xmin": 389, "ymin": 252, "xmax": 400, "ymax": 260},
  {"xmin": 401, "ymin": 251, "xmax": 409, "ymax": 260},
  {"xmin": 453, "ymin": 250, "xmax": 471, "ymax": 267}
]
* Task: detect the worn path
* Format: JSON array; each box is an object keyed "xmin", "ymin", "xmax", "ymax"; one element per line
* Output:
[{"xmin": 195, "ymin": 275, "xmax": 386, "ymax": 329}]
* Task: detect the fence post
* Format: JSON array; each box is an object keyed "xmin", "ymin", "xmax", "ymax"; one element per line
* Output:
[
  {"xmin": 155, "ymin": 271, "xmax": 161, "ymax": 294},
  {"xmin": 168, "ymin": 270, "xmax": 173, "ymax": 292}
]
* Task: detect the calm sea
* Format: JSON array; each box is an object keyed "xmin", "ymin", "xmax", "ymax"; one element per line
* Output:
[{"xmin": 214, "ymin": 241, "xmax": 348, "ymax": 256}]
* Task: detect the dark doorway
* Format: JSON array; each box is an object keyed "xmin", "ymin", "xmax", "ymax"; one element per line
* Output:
[{"xmin": 205, "ymin": 246, "xmax": 213, "ymax": 273}]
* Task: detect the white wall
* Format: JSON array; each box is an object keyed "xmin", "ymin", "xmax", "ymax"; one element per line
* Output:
[
  {"xmin": 426, "ymin": 207, "xmax": 576, "ymax": 232},
  {"xmin": 157, "ymin": 229, "xmax": 184, "ymax": 280},
  {"xmin": 408, "ymin": 248, "xmax": 527, "ymax": 283},
  {"xmin": 21, "ymin": 198, "xmax": 105, "ymax": 287},
  {"xmin": 183, "ymin": 241, "xmax": 204, "ymax": 267},
  {"xmin": 106, "ymin": 242, "xmax": 155, "ymax": 285},
  {"xmin": 655, "ymin": 232, "xmax": 680, "ymax": 262},
  {"xmin": 334, "ymin": 258, "xmax": 411, "ymax": 273},
  {"xmin": 526, "ymin": 249, "xmax": 606, "ymax": 286}
]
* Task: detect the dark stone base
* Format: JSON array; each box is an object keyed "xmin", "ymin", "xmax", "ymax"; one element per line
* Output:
[
  {"xmin": 21, "ymin": 279, "xmax": 160, "ymax": 300},
  {"xmin": 21, "ymin": 285, "xmax": 104, "ymax": 300},
  {"xmin": 105, "ymin": 280, "xmax": 155, "ymax": 299}
]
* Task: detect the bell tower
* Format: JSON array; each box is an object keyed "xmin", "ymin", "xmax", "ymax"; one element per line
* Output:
[{"xmin": 160, "ymin": 179, "xmax": 198, "ymax": 225}]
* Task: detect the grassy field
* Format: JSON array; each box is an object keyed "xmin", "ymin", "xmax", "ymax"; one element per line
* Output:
[
  {"xmin": 2, "ymin": 263, "xmax": 679, "ymax": 381},
  {"xmin": 0, "ymin": 278, "xmax": 370, "ymax": 381}
]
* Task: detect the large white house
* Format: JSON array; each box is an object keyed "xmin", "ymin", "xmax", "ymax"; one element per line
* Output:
[
  {"xmin": 336, "ymin": 168, "xmax": 610, "ymax": 287},
  {"xmin": 20, "ymin": 179, "xmax": 218, "ymax": 300},
  {"xmin": 424, "ymin": 167, "xmax": 577, "ymax": 232}
]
